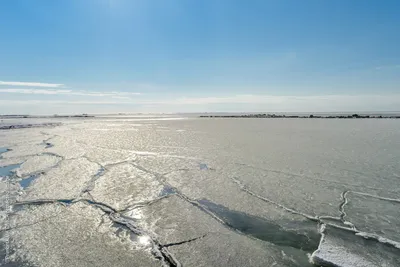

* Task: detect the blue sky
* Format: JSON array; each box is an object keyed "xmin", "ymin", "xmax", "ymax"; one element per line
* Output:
[{"xmin": 0, "ymin": 0, "xmax": 399, "ymax": 114}]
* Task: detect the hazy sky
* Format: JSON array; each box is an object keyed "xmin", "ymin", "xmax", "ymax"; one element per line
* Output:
[{"xmin": 0, "ymin": 0, "xmax": 399, "ymax": 114}]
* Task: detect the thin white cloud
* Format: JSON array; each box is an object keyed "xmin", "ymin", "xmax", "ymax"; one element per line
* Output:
[
  {"xmin": 0, "ymin": 100, "xmax": 127, "ymax": 105},
  {"xmin": 0, "ymin": 88, "xmax": 141, "ymax": 97},
  {"xmin": 0, "ymin": 89, "xmax": 72, "ymax": 94},
  {"xmin": 0, "ymin": 81, "xmax": 64, "ymax": 87}
]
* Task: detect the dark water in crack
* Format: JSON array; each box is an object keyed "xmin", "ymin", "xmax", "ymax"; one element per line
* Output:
[
  {"xmin": 44, "ymin": 142, "xmax": 53, "ymax": 148},
  {"xmin": 159, "ymin": 185, "xmax": 176, "ymax": 196},
  {"xmin": 57, "ymin": 199, "xmax": 74, "ymax": 205},
  {"xmin": 198, "ymin": 199, "xmax": 320, "ymax": 252},
  {"xmin": 19, "ymin": 175, "xmax": 38, "ymax": 189},
  {"xmin": 95, "ymin": 167, "xmax": 105, "ymax": 177},
  {"xmin": 0, "ymin": 164, "xmax": 21, "ymax": 177}
]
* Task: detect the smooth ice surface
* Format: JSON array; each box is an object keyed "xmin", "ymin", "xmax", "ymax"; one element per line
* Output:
[{"xmin": 0, "ymin": 116, "xmax": 399, "ymax": 267}]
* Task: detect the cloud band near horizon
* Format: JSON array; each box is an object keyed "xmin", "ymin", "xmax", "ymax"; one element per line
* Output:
[
  {"xmin": 0, "ymin": 93, "xmax": 399, "ymax": 114},
  {"xmin": 0, "ymin": 81, "xmax": 64, "ymax": 87}
]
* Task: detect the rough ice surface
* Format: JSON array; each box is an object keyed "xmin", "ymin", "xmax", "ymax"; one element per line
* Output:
[
  {"xmin": 0, "ymin": 178, "xmax": 20, "ymax": 225},
  {"xmin": 0, "ymin": 116, "xmax": 399, "ymax": 266},
  {"xmin": 7, "ymin": 203, "xmax": 159, "ymax": 267}
]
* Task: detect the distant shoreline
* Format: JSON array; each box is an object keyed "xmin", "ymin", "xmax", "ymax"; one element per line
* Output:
[
  {"xmin": 0, "ymin": 114, "xmax": 93, "ymax": 119},
  {"xmin": 199, "ymin": 113, "xmax": 400, "ymax": 119}
]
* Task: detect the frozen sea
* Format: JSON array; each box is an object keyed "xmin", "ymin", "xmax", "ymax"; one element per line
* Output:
[{"xmin": 0, "ymin": 115, "xmax": 399, "ymax": 267}]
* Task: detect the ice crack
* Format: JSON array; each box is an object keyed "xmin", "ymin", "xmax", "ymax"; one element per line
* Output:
[
  {"xmin": 161, "ymin": 234, "xmax": 208, "ymax": 248},
  {"xmin": 12, "ymin": 197, "xmax": 181, "ymax": 267}
]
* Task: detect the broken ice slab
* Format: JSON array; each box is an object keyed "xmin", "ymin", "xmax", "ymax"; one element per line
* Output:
[
  {"xmin": 15, "ymin": 154, "xmax": 61, "ymax": 177},
  {"xmin": 90, "ymin": 163, "xmax": 164, "ymax": 210},
  {"xmin": 6, "ymin": 202, "xmax": 159, "ymax": 267},
  {"xmin": 20, "ymin": 158, "xmax": 99, "ymax": 200},
  {"xmin": 0, "ymin": 144, "xmax": 45, "ymax": 159},
  {"xmin": 310, "ymin": 225, "xmax": 400, "ymax": 267},
  {"xmin": 134, "ymin": 194, "xmax": 315, "ymax": 266}
]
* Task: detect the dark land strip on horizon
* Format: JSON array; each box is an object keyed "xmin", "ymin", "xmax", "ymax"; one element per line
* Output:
[{"xmin": 200, "ymin": 113, "xmax": 400, "ymax": 119}]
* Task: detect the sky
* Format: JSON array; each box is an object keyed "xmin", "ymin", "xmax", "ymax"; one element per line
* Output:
[{"xmin": 0, "ymin": 0, "xmax": 399, "ymax": 114}]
